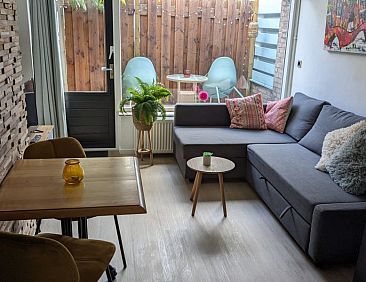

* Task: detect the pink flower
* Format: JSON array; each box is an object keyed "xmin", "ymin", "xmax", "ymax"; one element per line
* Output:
[{"xmin": 198, "ymin": 90, "xmax": 209, "ymax": 102}]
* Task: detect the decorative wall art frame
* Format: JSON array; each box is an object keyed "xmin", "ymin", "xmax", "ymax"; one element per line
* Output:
[{"xmin": 324, "ymin": 0, "xmax": 366, "ymax": 54}]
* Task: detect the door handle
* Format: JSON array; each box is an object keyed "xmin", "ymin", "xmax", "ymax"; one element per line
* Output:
[
  {"xmin": 101, "ymin": 66, "xmax": 112, "ymax": 71},
  {"xmin": 108, "ymin": 46, "xmax": 114, "ymax": 60},
  {"xmin": 101, "ymin": 64, "xmax": 114, "ymax": 79}
]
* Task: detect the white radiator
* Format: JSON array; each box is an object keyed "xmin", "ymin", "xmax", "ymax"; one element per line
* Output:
[{"xmin": 133, "ymin": 119, "xmax": 174, "ymax": 154}]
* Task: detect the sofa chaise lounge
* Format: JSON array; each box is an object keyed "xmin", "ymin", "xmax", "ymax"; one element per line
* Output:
[{"xmin": 173, "ymin": 93, "xmax": 366, "ymax": 264}]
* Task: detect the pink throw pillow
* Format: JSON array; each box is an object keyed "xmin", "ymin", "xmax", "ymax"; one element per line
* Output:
[
  {"xmin": 225, "ymin": 94, "xmax": 267, "ymax": 129},
  {"xmin": 265, "ymin": 96, "xmax": 293, "ymax": 133}
]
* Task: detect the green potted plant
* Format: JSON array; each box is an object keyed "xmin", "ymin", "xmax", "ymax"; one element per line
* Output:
[
  {"xmin": 202, "ymin": 152, "xmax": 213, "ymax": 166},
  {"xmin": 119, "ymin": 77, "xmax": 172, "ymax": 131}
]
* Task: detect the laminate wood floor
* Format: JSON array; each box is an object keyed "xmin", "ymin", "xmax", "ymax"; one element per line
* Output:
[{"xmin": 41, "ymin": 157, "xmax": 354, "ymax": 282}]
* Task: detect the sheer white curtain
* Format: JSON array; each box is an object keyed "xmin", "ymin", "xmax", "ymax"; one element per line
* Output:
[{"xmin": 29, "ymin": 0, "xmax": 67, "ymax": 137}]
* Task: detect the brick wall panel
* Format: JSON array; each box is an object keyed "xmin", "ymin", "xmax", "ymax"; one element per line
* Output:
[{"xmin": 0, "ymin": 0, "xmax": 34, "ymax": 234}]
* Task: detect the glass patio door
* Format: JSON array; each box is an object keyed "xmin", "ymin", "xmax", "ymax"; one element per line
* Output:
[{"xmin": 60, "ymin": 0, "xmax": 115, "ymax": 148}]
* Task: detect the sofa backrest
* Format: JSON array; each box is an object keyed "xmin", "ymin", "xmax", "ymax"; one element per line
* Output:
[
  {"xmin": 299, "ymin": 105, "xmax": 366, "ymax": 155},
  {"xmin": 174, "ymin": 104, "xmax": 231, "ymax": 127},
  {"xmin": 285, "ymin": 93, "xmax": 329, "ymax": 141}
]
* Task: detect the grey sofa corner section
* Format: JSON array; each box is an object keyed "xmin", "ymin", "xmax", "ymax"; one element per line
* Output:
[
  {"xmin": 299, "ymin": 105, "xmax": 366, "ymax": 155},
  {"xmin": 285, "ymin": 93, "xmax": 328, "ymax": 141},
  {"xmin": 172, "ymin": 98, "xmax": 366, "ymax": 264},
  {"xmin": 247, "ymin": 143, "xmax": 366, "ymax": 223}
]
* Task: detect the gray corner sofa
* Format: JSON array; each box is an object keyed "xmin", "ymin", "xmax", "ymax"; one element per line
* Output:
[{"xmin": 173, "ymin": 92, "xmax": 366, "ymax": 264}]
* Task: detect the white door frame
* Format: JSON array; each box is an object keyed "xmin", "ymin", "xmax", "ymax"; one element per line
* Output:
[
  {"xmin": 113, "ymin": 0, "xmax": 122, "ymax": 152},
  {"xmin": 281, "ymin": 0, "xmax": 302, "ymax": 99}
]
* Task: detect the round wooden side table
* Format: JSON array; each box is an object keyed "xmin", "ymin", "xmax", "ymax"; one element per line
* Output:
[{"xmin": 187, "ymin": 156, "xmax": 235, "ymax": 217}]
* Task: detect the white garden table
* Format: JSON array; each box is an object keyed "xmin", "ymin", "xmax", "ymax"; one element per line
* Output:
[{"xmin": 166, "ymin": 74, "xmax": 208, "ymax": 103}]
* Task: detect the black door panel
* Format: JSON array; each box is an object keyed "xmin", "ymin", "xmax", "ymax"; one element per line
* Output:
[
  {"xmin": 65, "ymin": 0, "xmax": 115, "ymax": 149},
  {"xmin": 65, "ymin": 93, "xmax": 115, "ymax": 148}
]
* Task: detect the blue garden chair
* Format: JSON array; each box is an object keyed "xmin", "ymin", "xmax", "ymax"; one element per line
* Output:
[
  {"xmin": 202, "ymin": 57, "xmax": 244, "ymax": 103},
  {"xmin": 122, "ymin": 57, "xmax": 157, "ymax": 99}
]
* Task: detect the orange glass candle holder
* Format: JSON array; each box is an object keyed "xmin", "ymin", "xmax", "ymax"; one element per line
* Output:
[{"xmin": 63, "ymin": 159, "xmax": 84, "ymax": 185}]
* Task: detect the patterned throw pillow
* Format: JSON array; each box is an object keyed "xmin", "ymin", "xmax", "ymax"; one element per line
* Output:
[
  {"xmin": 326, "ymin": 127, "xmax": 366, "ymax": 195},
  {"xmin": 315, "ymin": 120, "xmax": 366, "ymax": 172},
  {"xmin": 265, "ymin": 96, "xmax": 293, "ymax": 133},
  {"xmin": 225, "ymin": 94, "xmax": 266, "ymax": 129}
]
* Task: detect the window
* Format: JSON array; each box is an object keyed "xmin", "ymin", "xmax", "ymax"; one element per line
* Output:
[
  {"xmin": 251, "ymin": 0, "xmax": 282, "ymax": 90},
  {"xmin": 120, "ymin": 0, "xmax": 253, "ymax": 105}
]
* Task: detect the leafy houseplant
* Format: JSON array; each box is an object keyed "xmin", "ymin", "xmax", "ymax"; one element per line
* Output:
[{"xmin": 119, "ymin": 77, "xmax": 172, "ymax": 130}]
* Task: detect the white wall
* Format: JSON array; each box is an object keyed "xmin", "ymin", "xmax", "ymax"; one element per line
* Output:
[
  {"xmin": 16, "ymin": 0, "xmax": 33, "ymax": 82},
  {"xmin": 291, "ymin": 0, "xmax": 366, "ymax": 116}
]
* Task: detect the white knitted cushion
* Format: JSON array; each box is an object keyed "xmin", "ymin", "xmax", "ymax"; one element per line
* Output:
[{"xmin": 315, "ymin": 120, "xmax": 366, "ymax": 171}]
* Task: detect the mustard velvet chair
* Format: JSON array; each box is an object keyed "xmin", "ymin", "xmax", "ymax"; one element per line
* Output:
[
  {"xmin": 23, "ymin": 137, "xmax": 127, "ymax": 270},
  {"xmin": 0, "ymin": 231, "xmax": 115, "ymax": 282},
  {"xmin": 23, "ymin": 137, "xmax": 86, "ymax": 159}
]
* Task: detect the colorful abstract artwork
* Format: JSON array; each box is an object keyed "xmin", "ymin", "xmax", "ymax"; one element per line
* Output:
[{"xmin": 324, "ymin": 0, "xmax": 366, "ymax": 54}]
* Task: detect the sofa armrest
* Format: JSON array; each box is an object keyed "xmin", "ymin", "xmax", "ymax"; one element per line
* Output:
[
  {"xmin": 354, "ymin": 225, "xmax": 366, "ymax": 282},
  {"xmin": 309, "ymin": 202, "xmax": 366, "ymax": 264},
  {"xmin": 174, "ymin": 104, "xmax": 231, "ymax": 126}
]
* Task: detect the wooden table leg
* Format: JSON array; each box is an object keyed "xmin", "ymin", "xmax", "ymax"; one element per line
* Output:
[
  {"xmin": 191, "ymin": 172, "xmax": 203, "ymax": 217},
  {"xmin": 148, "ymin": 130, "xmax": 153, "ymax": 166},
  {"xmin": 177, "ymin": 82, "xmax": 181, "ymax": 103},
  {"xmin": 136, "ymin": 130, "xmax": 141, "ymax": 158},
  {"xmin": 141, "ymin": 131, "xmax": 145, "ymax": 161},
  {"xmin": 218, "ymin": 173, "xmax": 227, "ymax": 217},
  {"xmin": 193, "ymin": 82, "xmax": 197, "ymax": 103},
  {"xmin": 190, "ymin": 172, "xmax": 199, "ymax": 201}
]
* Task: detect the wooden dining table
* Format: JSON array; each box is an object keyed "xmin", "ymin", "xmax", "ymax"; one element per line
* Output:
[
  {"xmin": 0, "ymin": 156, "xmax": 146, "ymax": 281},
  {"xmin": 0, "ymin": 156, "xmax": 147, "ymax": 234}
]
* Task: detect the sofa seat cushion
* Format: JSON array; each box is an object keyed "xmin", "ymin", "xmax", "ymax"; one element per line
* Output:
[
  {"xmin": 174, "ymin": 126, "xmax": 296, "ymax": 158},
  {"xmin": 247, "ymin": 143, "xmax": 366, "ymax": 223}
]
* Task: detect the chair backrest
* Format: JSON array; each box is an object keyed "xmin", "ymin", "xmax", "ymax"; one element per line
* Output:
[
  {"xmin": 205, "ymin": 57, "xmax": 238, "ymax": 89},
  {"xmin": 23, "ymin": 137, "xmax": 86, "ymax": 159},
  {"xmin": 122, "ymin": 57, "xmax": 157, "ymax": 97},
  {"xmin": 0, "ymin": 231, "xmax": 79, "ymax": 282}
]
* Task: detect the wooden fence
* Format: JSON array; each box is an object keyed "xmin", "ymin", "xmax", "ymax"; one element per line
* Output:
[
  {"xmin": 64, "ymin": 7, "xmax": 106, "ymax": 92},
  {"xmin": 63, "ymin": 0, "xmax": 254, "ymax": 93}
]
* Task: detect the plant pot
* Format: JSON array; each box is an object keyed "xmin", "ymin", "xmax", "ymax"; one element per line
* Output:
[
  {"xmin": 203, "ymin": 155, "xmax": 211, "ymax": 166},
  {"xmin": 184, "ymin": 69, "xmax": 191, "ymax": 78},
  {"xmin": 132, "ymin": 108, "xmax": 153, "ymax": 131}
]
